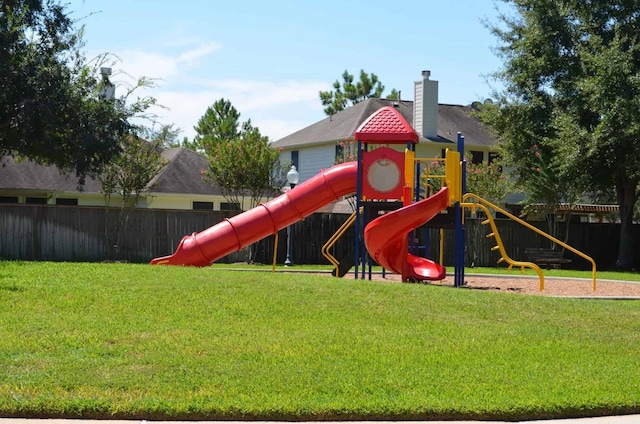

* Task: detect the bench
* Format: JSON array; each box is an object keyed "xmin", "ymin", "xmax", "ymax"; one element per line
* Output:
[{"xmin": 524, "ymin": 248, "xmax": 572, "ymax": 269}]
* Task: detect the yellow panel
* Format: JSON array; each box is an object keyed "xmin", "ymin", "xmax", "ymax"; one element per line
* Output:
[
  {"xmin": 445, "ymin": 149, "xmax": 461, "ymax": 205},
  {"xmin": 404, "ymin": 149, "xmax": 415, "ymax": 201}
]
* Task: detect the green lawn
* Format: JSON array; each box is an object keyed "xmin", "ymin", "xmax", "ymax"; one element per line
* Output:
[{"xmin": 0, "ymin": 261, "xmax": 638, "ymax": 421}]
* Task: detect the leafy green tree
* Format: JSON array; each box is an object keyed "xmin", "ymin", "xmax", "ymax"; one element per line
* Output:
[
  {"xmin": 466, "ymin": 160, "xmax": 513, "ymax": 206},
  {"xmin": 100, "ymin": 135, "xmax": 166, "ymax": 259},
  {"xmin": 203, "ymin": 120, "xmax": 287, "ymax": 212},
  {"xmin": 145, "ymin": 124, "xmax": 182, "ymax": 149},
  {"xmin": 201, "ymin": 112, "xmax": 288, "ymax": 263},
  {"xmin": 319, "ymin": 69, "xmax": 398, "ymax": 116},
  {"xmin": 479, "ymin": 0, "xmax": 640, "ymax": 269},
  {"xmin": 193, "ymin": 99, "xmax": 288, "ymax": 213},
  {"xmin": 421, "ymin": 158, "xmax": 512, "ymax": 205},
  {"xmin": 0, "ymin": 0, "xmax": 150, "ymax": 179}
]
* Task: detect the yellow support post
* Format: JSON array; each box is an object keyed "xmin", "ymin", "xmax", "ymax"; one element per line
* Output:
[
  {"xmin": 439, "ymin": 228, "xmax": 444, "ymax": 266},
  {"xmin": 445, "ymin": 149, "xmax": 461, "ymax": 205},
  {"xmin": 272, "ymin": 232, "xmax": 279, "ymax": 272},
  {"xmin": 404, "ymin": 148, "xmax": 415, "ymax": 201}
]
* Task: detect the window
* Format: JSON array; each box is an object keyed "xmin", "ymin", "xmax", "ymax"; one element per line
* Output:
[
  {"xmin": 220, "ymin": 202, "xmax": 240, "ymax": 211},
  {"xmin": 0, "ymin": 196, "xmax": 19, "ymax": 204},
  {"xmin": 291, "ymin": 150, "xmax": 299, "ymax": 170},
  {"xmin": 192, "ymin": 201, "xmax": 213, "ymax": 210},
  {"xmin": 335, "ymin": 144, "xmax": 343, "ymax": 161},
  {"xmin": 26, "ymin": 197, "xmax": 47, "ymax": 204},
  {"xmin": 56, "ymin": 198, "xmax": 78, "ymax": 206},
  {"xmin": 469, "ymin": 150, "xmax": 484, "ymax": 164}
]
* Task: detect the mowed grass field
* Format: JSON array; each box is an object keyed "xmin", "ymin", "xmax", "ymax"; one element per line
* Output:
[{"xmin": 0, "ymin": 261, "xmax": 638, "ymax": 421}]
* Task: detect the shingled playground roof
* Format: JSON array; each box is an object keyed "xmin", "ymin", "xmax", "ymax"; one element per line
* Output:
[{"xmin": 354, "ymin": 106, "xmax": 419, "ymax": 144}]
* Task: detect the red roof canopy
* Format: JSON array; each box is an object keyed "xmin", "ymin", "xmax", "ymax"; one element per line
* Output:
[{"xmin": 354, "ymin": 106, "xmax": 419, "ymax": 144}]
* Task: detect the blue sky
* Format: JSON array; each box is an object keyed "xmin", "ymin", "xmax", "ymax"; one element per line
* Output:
[{"xmin": 67, "ymin": 0, "xmax": 508, "ymax": 142}]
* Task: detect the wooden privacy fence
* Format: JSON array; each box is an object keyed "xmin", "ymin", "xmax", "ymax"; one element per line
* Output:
[
  {"xmin": 0, "ymin": 204, "xmax": 636, "ymax": 269},
  {"xmin": 420, "ymin": 219, "xmax": 631, "ymax": 270},
  {"xmin": 0, "ymin": 205, "xmax": 354, "ymax": 265}
]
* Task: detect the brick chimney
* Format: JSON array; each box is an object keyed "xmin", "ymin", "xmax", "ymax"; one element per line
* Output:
[{"xmin": 413, "ymin": 70, "xmax": 438, "ymax": 139}]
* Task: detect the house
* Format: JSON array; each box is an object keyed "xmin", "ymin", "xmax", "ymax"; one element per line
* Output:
[
  {"xmin": 271, "ymin": 71, "xmax": 499, "ymax": 184},
  {"xmin": 0, "ymin": 147, "xmax": 248, "ymax": 211}
]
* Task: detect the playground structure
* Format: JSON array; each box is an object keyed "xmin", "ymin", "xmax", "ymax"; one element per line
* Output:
[{"xmin": 150, "ymin": 106, "xmax": 597, "ymax": 290}]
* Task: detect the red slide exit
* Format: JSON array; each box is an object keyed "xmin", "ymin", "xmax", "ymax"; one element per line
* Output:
[
  {"xmin": 364, "ymin": 187, "xmax": 449, "ymax": 281},
  {"xmin": 151, "ymin": 162, "xmax": 358, "ymax": 266}
]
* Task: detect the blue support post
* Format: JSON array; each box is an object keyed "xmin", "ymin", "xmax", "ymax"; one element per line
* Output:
[
  {"xmin": 355, "ymin": 140, "xmax": 363, "ymax": 279},
  {"xmin": 454, "ymin": 133, "xmax": 466, "ymax": 287}
]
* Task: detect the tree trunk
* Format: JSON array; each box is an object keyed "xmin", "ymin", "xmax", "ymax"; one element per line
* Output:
[{"xmin": 615, "ymin": 175, "xmax": 639, "ymax": 270}]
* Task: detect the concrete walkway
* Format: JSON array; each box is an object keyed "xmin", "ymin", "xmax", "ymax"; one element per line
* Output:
[{"xmin": 1, "ymin": 417, "xmax": 639, "ymax": 424}]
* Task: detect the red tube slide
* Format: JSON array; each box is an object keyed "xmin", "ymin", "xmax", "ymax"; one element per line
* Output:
[
  {"xmin": 364, "ymin": 187, "xmax": 450, "ymax": 281},
  {"xmin": 150, "ymin": 162, "xmax": 358, "ymax": 266}
]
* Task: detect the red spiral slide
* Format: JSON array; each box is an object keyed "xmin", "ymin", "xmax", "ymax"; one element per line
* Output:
[
  {"xmin": 363, "ymin": 187, "xmax": 449, "ymax": 281},
  {"xmin": 151, "ymin": 163, "xmax": 450, "ymax": 282}
]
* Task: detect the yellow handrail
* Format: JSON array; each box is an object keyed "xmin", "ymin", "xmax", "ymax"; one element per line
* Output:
[
  {"xmin": 462, "ymin": 193, "xmax": 597, "ymax": 291},
  {"xmin": 463, "ymin": 201, "xmax": 545, "ymax": 290},
  {"xmin": 321, "ymin": 210, "xmax": 358, "ymax": 275},
  {"xmin": 272, "ymin": 232, "xmax": 279, "ymax": 272}
]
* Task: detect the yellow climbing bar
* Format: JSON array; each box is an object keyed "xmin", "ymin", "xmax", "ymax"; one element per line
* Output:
[{"xmin": 321, "ymin": 210, "xmax": 358, "ymax": 276}]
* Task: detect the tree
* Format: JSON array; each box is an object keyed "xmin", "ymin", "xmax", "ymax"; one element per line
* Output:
[
  {"xmin": 479, "ymin": 0, "xmax": 640, "ymax": 269},
  {"xmin": 421, "ymin": 158, "xmax": 512, "ymax": 204},
  {"xmin": 144, "ymin": 124, "xmax": 182, "ymax": 149},
  {"xmin": 466, "ymin": 161, "xmax": 513, "ymax": 206},
  {"xmin": 202, "ymin": 120, "xmax": 287, "ymax": 212},
  {"xmin": 319, "ymin": 69, "xmax": 398, "ymax": 116},
  {"xmin": 0, "ymin": 0, "xmax": 148, "ymax": 179},
  {"xmin": 187, "ymin": 98, "xmax": 241, "ymax": 152},
  {"xmin": 195, "ymin": 99, "xmax": 288, "ymax": 213},
  {"xmin": 99, "ymin": 134, "xmax": 166, "ymax": 259},
  {"xmin": 199, "ymin": 103, "xmax": 288, "ymax": 262}
]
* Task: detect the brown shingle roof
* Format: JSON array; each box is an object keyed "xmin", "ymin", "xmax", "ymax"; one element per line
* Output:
[
  {"xmin": 271, "ymin": 99, "xmax": 414, "ymax": 149},
  {"xmin": 271, "ymin": 99, "xmax": 496, "ymax": 149},
  {"xmin": 0, "ymin": 147, "xmax": 222, "ymax": 196},
  {"xmin": 148, "ymin": 148, "xmax": 223, "ymax": 195},
  {"xmin": 437, "ymin": 104, "xmax": 495, "ymax": 148},
  {"xmin": 0, "ymin": 156, "xmax": 102, "ymax": 193}
]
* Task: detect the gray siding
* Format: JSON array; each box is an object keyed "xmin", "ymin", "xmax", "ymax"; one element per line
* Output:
[{"xmin": 297, "ymin": 144, "xmax": 337, "ymax": 183}]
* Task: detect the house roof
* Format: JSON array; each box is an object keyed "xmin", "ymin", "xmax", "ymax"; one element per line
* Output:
[
  {"xmin": 148, "ymin": 148, "xmax": 223, "ymax": 195},
  {"xmin": 0, "ymin": 147, "xmax": 222, "ymax": 196},
  {"xmin": 0, "ymin": 156, "xmax": 103, "ymax": 193},
  {"xmin": 437, "ymin": 103, "xmax": 496, "ymax": 148},
  {"xmin": 270, "ymin": 98, "xmax": 496, "ymax": 149}
]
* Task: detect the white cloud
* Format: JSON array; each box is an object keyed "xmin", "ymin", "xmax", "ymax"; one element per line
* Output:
[
  {"xmin": 103, "ymin": 41, "xmax": 327, "ymax": 142},
  {"xmin": 203, "ymin": 79, "xmax": 326, "ymax": 111},
  {"xmin": 176, "ymin": 41, "xmax": 222, "ymax": 66},
  {"xmin": 111, "ymin": 40, "xmax": 222, "ymax": 82},
  {"xmin": 151, "ymin": 85, "xmax": 325, "ymax": 141},
  {"xmin": 113, "ymin": 50, "xmax": 180, "ymax": 81}
]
